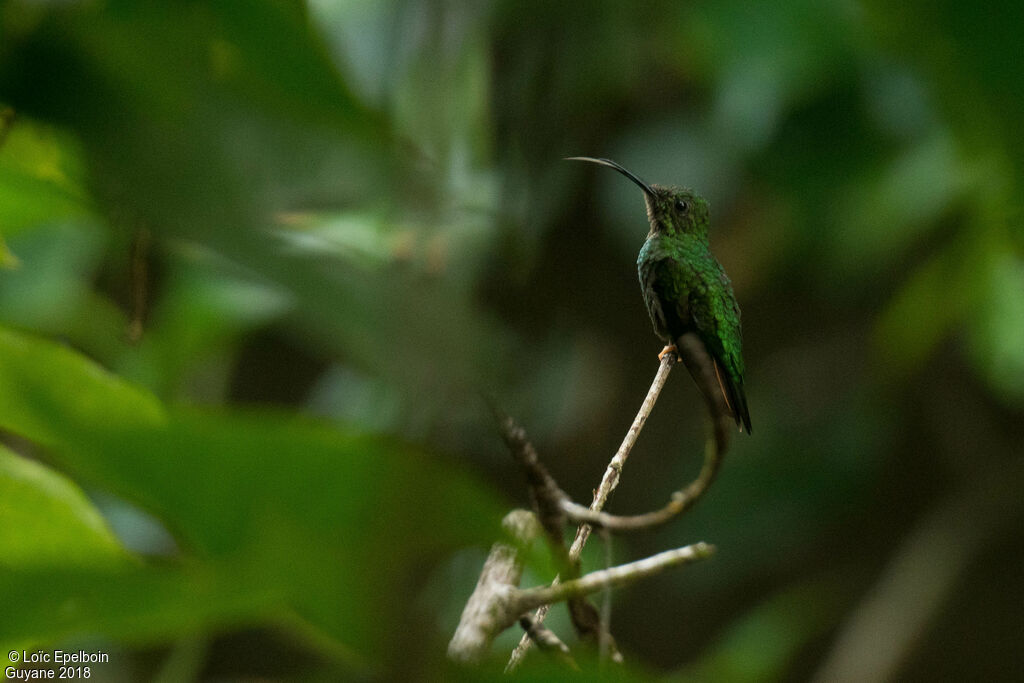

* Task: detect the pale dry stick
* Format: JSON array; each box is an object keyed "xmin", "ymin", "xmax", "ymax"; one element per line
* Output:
[
  {"xmin": 507, "ymin": 351, "xmax": 676, "ymax": 669},
  {"xmin": 575, "ymin": 351, "xmax": 678, "ymax": 549},
  {"xmin": 560, "ymin": 425, "xmax": 725, "ymax": 530},
  {"xmin": 515, "ymin": 542, "xmax": 715, "ymax": 607},
  {"xmin": 561, "ymin": 332, "xmax": 732, "ymax": 532},
  {"xmin": 508, "ymin": 333, "xmax": 733, "ymax": 669},
  {"xmin": 519, "ymin": 617, "xmax": 579, "ymax": 671},
  {"xmin": 447, "ymin": 509, "xmax": 715, "ymax": 664},
  {"xmin": 448, "ymin": 510, "xmax": 540, "ymax": 664}
]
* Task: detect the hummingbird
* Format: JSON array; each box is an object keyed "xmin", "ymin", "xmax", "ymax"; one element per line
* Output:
[{"xmin": 568, "ymin": 157, "xmax": 752, "ymax": 434}]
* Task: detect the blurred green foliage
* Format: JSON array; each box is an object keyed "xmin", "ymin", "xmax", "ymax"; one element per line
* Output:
[{"xmin": 0, "ymin": 0, "xmax": 1022, "ymax": 680}]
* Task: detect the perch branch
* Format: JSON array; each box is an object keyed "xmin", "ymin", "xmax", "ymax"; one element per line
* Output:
[
  {"xmin": 507, "ymin": 333, "xmax": 732, "ymax": 669},
  {"xmin": 558, "ymin": 333, "xmax": 732, "ymax": 530},
  {"xmin": 572, "ymin": 350, "xmax": 676, "ymax": 552},
  {"xmin": 496, "ymin": 410, "xmax": 619, "ymax": 655},
  {"xmin": 519, "ymin": 617, "xmax": 579, "ymax": 670},
  {"xmin": 495, "ymin": 409, "xmax": 571, "ymax": 564},
  {"xmin": 448, "ymin": 509, "xmax": 540, "ymax": 664},
  {"xmin": 514, "ymin": 542, "xmax": 715, "ymax": 610},
  {"xmin": 448, "ymin": 527, "xmax": 714, "ymax": 664}
]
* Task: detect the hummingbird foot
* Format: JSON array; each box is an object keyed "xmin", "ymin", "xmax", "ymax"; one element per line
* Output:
[{"xmin": 658, "ymin": 344, "xmax": 677, "ymax": 361}]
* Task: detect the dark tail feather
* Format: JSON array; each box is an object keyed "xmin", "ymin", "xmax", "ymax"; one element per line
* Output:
[
  {"xmin": 712, "ymin": 362, "xmax": 737, "ymax": 425},
  {"xmin": 716, "ymin": 361, "xmax": 752, "ymax": 435},
  {"xmin": 682, "ymin": 345, "xmax": 753, "ymax": 435},
  {"xmin": 729, "ymin": 376, "xmax": 752, "ymax": 435}
]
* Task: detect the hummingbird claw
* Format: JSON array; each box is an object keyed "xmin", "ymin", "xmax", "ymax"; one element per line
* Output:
[{"xmin": 658, "ymin": 345, "xmax": 677, "ymax": 361}]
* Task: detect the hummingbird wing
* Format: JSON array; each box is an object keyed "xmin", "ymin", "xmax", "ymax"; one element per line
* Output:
[
  {"xmin": 647, "ymin": 255, "xmax": 752, "ymax": 434},
  {"xmin": 689, "ymin": 267, "xmax": 751, "ymax": 434}
]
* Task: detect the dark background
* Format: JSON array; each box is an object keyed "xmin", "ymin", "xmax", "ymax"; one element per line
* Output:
[{"xmin": 1, "ymin": 0, "xmax": 1022, "ymax": 680}]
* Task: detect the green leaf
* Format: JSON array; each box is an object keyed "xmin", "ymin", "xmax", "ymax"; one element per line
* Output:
[
  {"xmin": 0, "ymin": 445, "xmax": 125, "ymax": 568},
  {"xmin": 0, "ymin": 118, "xmax": 92, "ymax": 236},
  {"xmin": 0, "ymin": 561, "xmax": 289, "ymax": 654},
  {"xmin": 0, "ymin": 326, "xmax": 165, "ymax": 449},
  {"xmin": 0, "ymin": 1, "xmax": 508, "ymax": 408},
  {"xmin": 968, "ymin": 249, "xmax": 1024, "ymax": 405},
  {"xmin": 0, "ymin": 221, "xmax": 107, "ymax": 332},
  {"xmin": 0, "ymin": 325, "xmax": 503, "ymax": 660}
]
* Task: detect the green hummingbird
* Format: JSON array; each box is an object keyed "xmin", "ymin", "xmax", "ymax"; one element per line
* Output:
[{"xmin": 568, "ymin": 157, "xmax": 752, "ymax": 434}]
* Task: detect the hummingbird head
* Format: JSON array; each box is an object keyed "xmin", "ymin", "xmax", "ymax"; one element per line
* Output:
[
  {"xmin": 644, "ymin": 186, "xmax": 710, "ymax": 240},
  {"xmin": 566, "ymin": 157, "xmax": 709, "ymax": 239}
]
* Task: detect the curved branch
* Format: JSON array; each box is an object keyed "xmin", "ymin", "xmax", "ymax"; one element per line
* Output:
[
  {"xmin": 446, "ymin": 509, "xmax": 715, "ymax": 664},
  {"xmin": 569, "ymin": 351, "xmax": 677, "ymax": 552},
  {"xmin": 560, "ymin": 333, "xmax": 731, "ymax": 530},
  {"xmin": 506, "ymin": 333, "xmax": 733, "ymax": 669}
]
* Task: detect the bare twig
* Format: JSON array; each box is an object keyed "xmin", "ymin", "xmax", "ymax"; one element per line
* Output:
[
  {"xmin": 496, "ymin": 411, "xmax": 571, "ymax": 564},
  {"xmin": 559, "ymin": 422, "xmax": 724, "ymax": 530},
  {"xmin": 565, "ymin": 592, "xmax": 620, "ymax": 663},
  {"xmin": 496, "ymin": 410, "xmax": 620, "ymax": 656},
  {"xmin": 506, "ymin": 352, "xmax": 677, "ymax": 667},
  {"xmin": 448, "ymin": 528, "xmax": 715, "ymax": 665},
  {"xmin": 447, "ymin": 512, "xmax": 713, "ymax": 665},
  {"xmin": 558, "ymin": 334, "xmax": 732, "ymax": 531},
  {"xmin": 448, "ymin": 509, "xmax": 540, "ymax": 664},
  {"xmin": 573, "ymin": 351, "xmax": 677, "ymax": 553},
  {"xmin": 507, "ymin": 333, "xmax": 732, "ymax": 669},
  {"xmin": 515, "ymin": 542, "xmax": 715, "ymax": 608},
  {"xmin": 519, "ymin": 617, "xmax": 579, "ymax": 670}
]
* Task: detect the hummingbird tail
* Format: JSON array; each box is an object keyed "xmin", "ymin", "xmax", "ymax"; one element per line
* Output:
[{"xmin": 715, "ymin": 360, "xmax": 752, "ymax": 435}]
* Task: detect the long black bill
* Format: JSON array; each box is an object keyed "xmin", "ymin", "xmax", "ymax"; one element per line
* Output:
[{"xmin": 565, "ymin": 157, "xmax": 656, "ymax": 197}]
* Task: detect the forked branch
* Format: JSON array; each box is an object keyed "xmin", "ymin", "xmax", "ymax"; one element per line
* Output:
[
  {"xmin": 450, "ymin": 332, "xmax": 733, "ymax": 667},
  {"xmin": 447, "ymin": 507, "xmax": 714, "ymax": 665}
]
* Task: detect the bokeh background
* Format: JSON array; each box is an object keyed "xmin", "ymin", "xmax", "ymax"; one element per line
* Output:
[{"xmin": 1, "ymin": 0, "xmax": 1022, "ymax": 681}]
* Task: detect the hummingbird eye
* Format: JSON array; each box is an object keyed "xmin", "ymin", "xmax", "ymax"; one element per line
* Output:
[{"xmin": 674, "ymin": 199, "xmax": 688, "ymax": 213}]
